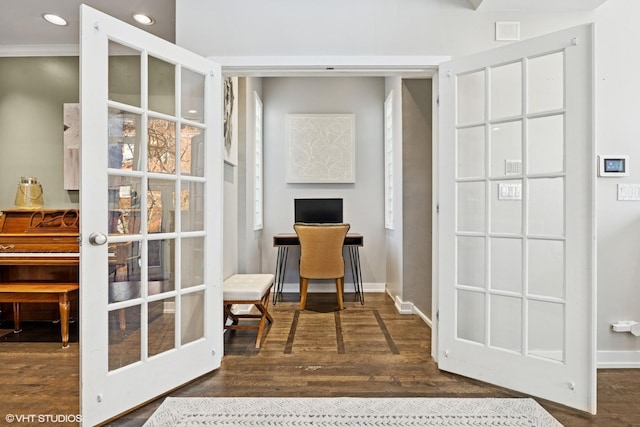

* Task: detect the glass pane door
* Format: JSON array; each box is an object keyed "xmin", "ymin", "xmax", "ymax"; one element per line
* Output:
[
  {"xmin": 80, "ymin": 6, "xmax": 223, "ymax": 425},
  {"xmin": 438, "ymin": 24, "xmax": 595, "ymax": 413}
]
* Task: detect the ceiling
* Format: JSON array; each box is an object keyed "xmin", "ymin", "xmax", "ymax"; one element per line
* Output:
[
  {"xmin": 1, "ymin": 0, "xmax": 607, "ymax": 48},
  {"xmin": 469, "ymin": 0, "xmax": 608, "ymax": 10},
  {"xmin": 0, "ymin": 0, "xmax": 175, "ymax": 46}
]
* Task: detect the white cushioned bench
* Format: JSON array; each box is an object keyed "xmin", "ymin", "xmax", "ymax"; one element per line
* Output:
[{"xmin": 223, "ymin": 274, "xmax": 274, "ymax": 348}]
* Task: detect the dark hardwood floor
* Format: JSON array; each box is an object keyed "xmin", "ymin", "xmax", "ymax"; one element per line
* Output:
[{"xmin": 1, "ymin": 293, "xmax": 639, "ymax": 426}]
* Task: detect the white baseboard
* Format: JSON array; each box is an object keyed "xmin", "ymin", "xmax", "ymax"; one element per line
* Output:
[
  {"xmin": 597, "ymin": 351, "xmax": 640, "ymax": 368},
  {"xmin": 386, "ymin": 289, "xmax": 432, "ymax": 327}
]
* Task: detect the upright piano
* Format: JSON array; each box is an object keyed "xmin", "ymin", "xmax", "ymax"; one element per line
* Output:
[{"xmin": 0, "ymin": 209, "xmax": 79, "ymax": 346}]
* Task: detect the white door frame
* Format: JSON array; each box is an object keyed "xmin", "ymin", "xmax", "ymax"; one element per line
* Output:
[{"xmin": 209, "ymin": 54, "xmax": 445, "ymax": 360}]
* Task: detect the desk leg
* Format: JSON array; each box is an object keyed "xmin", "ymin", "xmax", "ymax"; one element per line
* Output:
[
  {"xmin": 59, "ymin": 294, "xmax": 71, "ymax": 348},
  {"xmin": 273, "ymin": 246, "xmax": 288, "ymax": 304},
  {"xmin": 349, "ymin": 247, "xmax": 365, "ymax": 305}
]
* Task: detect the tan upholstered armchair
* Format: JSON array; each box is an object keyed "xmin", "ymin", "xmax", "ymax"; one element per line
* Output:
[{"xmin": 293, "ymin": 223, "xmax": 350, "ymax": 310}]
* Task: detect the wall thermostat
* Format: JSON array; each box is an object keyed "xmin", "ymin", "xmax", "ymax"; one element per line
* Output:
[{"xmin": 598, "ymin": 155, "xmax": 629, "ymax": 177}]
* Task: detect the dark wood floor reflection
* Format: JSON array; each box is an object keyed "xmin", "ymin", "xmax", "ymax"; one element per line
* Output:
[{"xmin": 1, "ymin": 293, "xmax": 639, "ymax": 426}]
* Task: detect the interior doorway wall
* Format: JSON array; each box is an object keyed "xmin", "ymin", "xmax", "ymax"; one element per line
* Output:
[{"xmin": 401, "ymin": 79, "xmax": 433, "ymax": 318}]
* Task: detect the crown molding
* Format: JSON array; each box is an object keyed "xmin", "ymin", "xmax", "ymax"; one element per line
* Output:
[{"xmin": 0, "ymin": 44, "xmax": 79, "ymax": 57}]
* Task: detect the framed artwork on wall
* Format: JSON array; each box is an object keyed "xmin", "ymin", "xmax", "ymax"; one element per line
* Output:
[
  {"xmin": 286, "ymin": 113, "xmax": 356, "ymax": 183},
  {"xmin": 223, "ymin": 77, "xmax": 238, "ymax": 166},
  {"xmin": 63, "ymin": 103, "xmax": 80, "ymax": 190}
]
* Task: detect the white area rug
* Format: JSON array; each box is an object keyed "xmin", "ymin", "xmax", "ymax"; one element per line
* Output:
[{"xmin": 143, "ymin": 397, "xmax": 563, "ymax": 426}]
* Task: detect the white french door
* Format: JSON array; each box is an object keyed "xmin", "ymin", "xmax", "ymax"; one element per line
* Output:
[
  {"xmin": 79, "ymin": 5, "xmax": 223, "ymax": 425},
  {"xmin": 438, "ymin": 24, "xmax": 596, "ymax": 413}
]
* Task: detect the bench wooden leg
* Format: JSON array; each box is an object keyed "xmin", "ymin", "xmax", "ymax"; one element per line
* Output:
[
  {"xmin": 254, "ymin": 288, "xmax": 274, "ymax": 348},
  {"xmin": 59, "ymin": 294, "xmax": 71, "ymax": 348},
  {"xmin": 223, "ymin": 287, "xmax": 274, "ymax": 349},
  {"xmin": 12, "ymin": 302, "xmax": 22, "ymax": 333}
]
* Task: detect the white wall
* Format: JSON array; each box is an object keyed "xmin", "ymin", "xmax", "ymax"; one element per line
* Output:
[
  {"xmin": 237, "ymin": 77, "xmax": 264, "ymax": 274},
  {"xmin": 261, "ymin": 77, "xmax": 386, "ymax": 290},
  {"xmin": 594, "ymin": 0, "xmax": 640, "ymax": 361},
  {"xmin": 177, "ymin": 0, "xmax": 640, "ymax": 361}
]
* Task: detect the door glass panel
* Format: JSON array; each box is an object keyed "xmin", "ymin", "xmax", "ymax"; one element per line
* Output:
[
  {"xmin": 457, "ymin": 70, "xmax": 485, "ymax": 125},
  {"xmin": 457, "ymin": 236, "xmax": 485, "ymax": 288},
  {"xmin": 149, "ymin": 55, "xmax": 175, "ymax": 116},
  {"xmin": 108, "ymin": 278, "xmax": 141, "ymax": 304},
  {"xmin": 148, "ymin": 239, "xmax": 175, "ymax": 290},
  {"xmin": 181, "ymin": 291, "xmax": 205, "ymax": 345},
  {"xmin": 457, "ymin": 290, "xmax": 485, "ymax": 344},
  {"xmin": 528, "ymin": 114, "xmax": 564, "ymax": 174},
  {"xmin": 148, "ymin": 178, "xmax": 176, "ymax": 233},
  {"xmin": 108, "ymin": 241, "xmax": 137, "ymax": 282},
  {"xmin": 528, "ymin": 52, "xmax": 564, "ymax": 114},
  {"xmin": 457, "ymin": 126, "xmax": 485, "ymax": 178},
  {"xmin": 181, "ymin": 68, "xmax": 205, "ymax": 122},
  {"xmin": 490, "ymin": 294, "xmax": 522, "ymax": 353},
  {"xmin": 490, "ymin": 121, "xmax": 522, "ymax": 177},
  {"xmin": 108, "ymin": 41, "xmax": 141, "ymax": 107},
  {"xmin": 148, "ymin": 118, "xmax": 177, "ymax": 174},
  {"xmin": 181, "ymin": 126, "xmax": 205, "ymax": 177},
  {"xmin": 528, "ymin": 239, "xmax": 565, "ymax": 299},
  {"xmin": 457, "ymin": 181, "xmax": 485, "ymax": 232},
  {"xmin": 148, "ymin": 297, "xmax": 175, "ymax": 357},
  {"xmin": 181, "ymin": 181, "xmax": 205, "ymax": 232},
  {"xmin": 491, "ymin": 61, "xmax": 522, "ymax": 119},
  {"xmin": 108, "ymin": 108, "xmax": 142, "ymax": 171},
  {"xmin": 491, "ymin": 180, "xmax": 522, "ymax": 234},
  {"xmin": 528, "ymin": 178, "xmax": 564, "ymax": 236},
  {"xmin": 181, "ymin": 237, "xmax": 205, "ymax": 289},
  {"xmin": 108, "ymin": 305, "xmax": 141, "ymax": 371},
  {"xmin": 490, "ymin": 238, "xmax": 522, "ymax": 293},
  {"xmin": 108, "ymin": 175, "xmax": 142, "ymax": 235},
  {"xmin": 528, "ymin": 300, "xmax": 564, "ymax": 362}
]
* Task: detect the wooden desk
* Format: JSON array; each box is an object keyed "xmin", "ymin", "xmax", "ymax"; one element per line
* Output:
[{"xmin": 272, "ymin": 233, "xmax": 364, "ymax": 305}]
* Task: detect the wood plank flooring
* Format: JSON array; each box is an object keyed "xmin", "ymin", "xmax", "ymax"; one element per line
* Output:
[{"xmin": 0, "ymin": 292, "xmax": 639, "ymax": 426}]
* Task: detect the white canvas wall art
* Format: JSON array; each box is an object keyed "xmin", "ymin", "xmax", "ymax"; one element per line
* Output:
[{"xmin": 286, "ymin": 114, "xmax": 355, "ymax": 183}]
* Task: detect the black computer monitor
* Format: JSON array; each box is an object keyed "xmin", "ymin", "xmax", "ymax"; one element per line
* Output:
[{"xmin": 294, "ymin": 198, "xmax": 343, "ymax": 223}]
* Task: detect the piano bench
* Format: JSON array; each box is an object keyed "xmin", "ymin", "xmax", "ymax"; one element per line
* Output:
[
  {"xmin": 223, "ymin": 274, "xmax": 274, "ymax": 349},
  {"xmin": 0, "ymin": 282, "xmax": 79, "ymax": 348}
]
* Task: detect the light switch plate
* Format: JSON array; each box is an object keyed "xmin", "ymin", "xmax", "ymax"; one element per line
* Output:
[
  {"xmin": 617, "ymin": 184, "xmax": 640, "ymax": 201},
  {"xmin": 498, "ymin": 183, "xmax": 522, "ymax": 201}
]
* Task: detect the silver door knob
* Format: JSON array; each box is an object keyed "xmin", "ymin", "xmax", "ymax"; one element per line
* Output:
[{"xmin": 89, "ymin": 232, "xmax": 108, "ymax": 246}]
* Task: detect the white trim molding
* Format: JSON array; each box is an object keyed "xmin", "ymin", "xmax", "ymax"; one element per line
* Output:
[
  {"xmin": 209, "ymin": 55, "xmax": 448, "ymax": 77},
  {"xmin": 597, "ymin": 351, "xmax": 640, "ymax": 369},
  {"xmin": 386, "ymin": 289, "xmax": 433, "ymax": 327},
  {"xmin": 0, "ymin": 44, "xmax": 79, "ymax": 57}
]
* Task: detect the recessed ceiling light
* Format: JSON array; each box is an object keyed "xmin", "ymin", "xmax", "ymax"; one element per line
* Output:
[
  {"xmin": 42, "ymin": 13, "xmax": 68, "ymax": 26},
  {"xmin": 132, "ymin": 13, "xmax": 155, "ymax": 26},
  {"xmin": 188, "ymin": 109, "xmax": 198, "ymax": 114}
]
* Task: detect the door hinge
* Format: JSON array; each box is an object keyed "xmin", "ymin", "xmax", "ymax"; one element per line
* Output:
[
  {"xmin": 436, "ymin": 309, "xmax": 439, "ymax": 321},
  {"xmin": 436, "ymin": 204, "xmax": 440, "ymax": 214}
]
